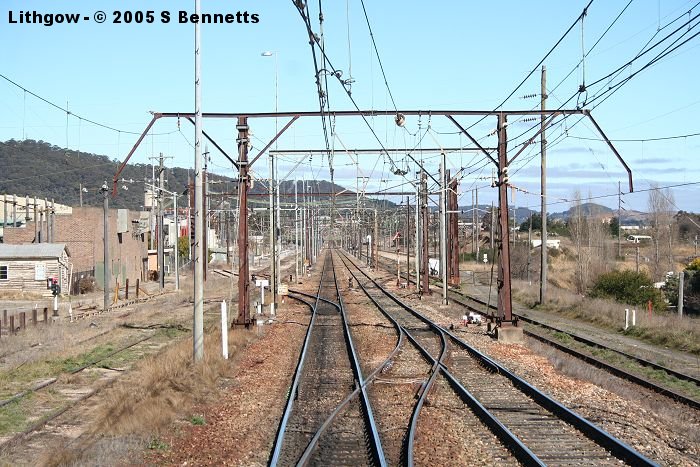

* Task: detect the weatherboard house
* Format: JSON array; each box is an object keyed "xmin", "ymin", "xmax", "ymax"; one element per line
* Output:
[{"xmin": 0, "ymin": 243, "xmax": 71, "ymax": 297}]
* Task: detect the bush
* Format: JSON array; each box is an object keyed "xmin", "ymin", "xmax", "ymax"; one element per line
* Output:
[
  {"xmin": 590, "ymin": 269, "xmax": 666, "ymax": 311},
  {"xmin": 78, "ymin": 276, "xmax": 95, "ymax": 294},
  {"xmin": 687, "ymin": 258, "xmax": 700, "ymax": 271}
]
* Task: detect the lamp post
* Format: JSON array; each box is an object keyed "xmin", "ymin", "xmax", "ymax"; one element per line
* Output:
[{"xmin": 262, "ymin": 50, "xmax": 281, "ymax": 311}]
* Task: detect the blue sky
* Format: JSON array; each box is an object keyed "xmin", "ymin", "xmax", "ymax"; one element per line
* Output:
[{"xmin": 1, "ymin": 0, "xmax": 698, "ymax": 214}]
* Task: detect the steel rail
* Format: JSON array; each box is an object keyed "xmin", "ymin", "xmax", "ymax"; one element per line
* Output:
[
  {"xmin": 345, "ymin": 251, "xmax": 657, "ymax": 467},
  {"xmin": 268, "ymin": 261, "xmax": 325, "ymax": 466},
  {"xmin": 337, "ymin": 252, "xmax": 544, "ymax": 467},
  {"xmin": 463, "ymin": 293, "xmax": 700, "ymax": 387},
  {"xmin": 295, "ymin": 251, "xmax": 387, "ymax": 467},
  {"xmin": 374, "ymin": 254, "xmax": 700, "ymax": 401}
]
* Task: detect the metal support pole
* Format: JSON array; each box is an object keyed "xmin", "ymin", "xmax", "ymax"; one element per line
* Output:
[
  {"xmin": 679, "ymin": 271, "xmax": 685, "ymax": 317},
  {"xmin": 33, "ymin": 197, "xmax": 37, "ymax": 242},
  {"xmin": 158, "ymin": 153, "xmax": 165, "ymax": 291},
  {"xmin": 415, "ymin": 182, "xmax": 420, "ymax": 293},
  {"xmin": 475, "ymin": 187, "xmax": 480, "ymax": 266},
  {"xmin": 101, "ymin": 184, "xmax": 110, "ymax": 311},
  {"xmin": 295, "ymin": 180, "xmax": 299, "ymax": 283},
  {"xmin": 440, "ymin": 155, "xmax": 448, "ymax": 305},
  {"xmin": 617, "ymin": 181, "xmax": 622, "ymax": 260},
  {"xmin": 269, "ymin": 153, "xmax": 276, "ymax": 315},
  {"xmin": 193, "ymin": 0, "xmax": 204, "ymax": 361},
  {"xmin": 420, "ymin": 171, "xmax": 430, "ymax": 295},
  {"xmin": 497, "ymin": 113, "xmax": 514, "ymax": 323},
  {"xmin": 406, "ymin": 195, "xmax": 411, "ymax": 283},
  {"xmin": 373, "ymin": 209, "xmax": 378, "ymax": 269},
  {"xmin": 540, "ymin": 65, "xmax": 548, "ymax": 305},
  {"xmin": 174, "ymin": 192, "xmax": 179, "ymax": 291},
  {"xmin": 236, "ymin": 116, "xmax": 251, "ymax": 327}
]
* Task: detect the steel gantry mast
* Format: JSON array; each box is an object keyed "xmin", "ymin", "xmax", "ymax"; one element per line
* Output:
[{"xmin": 113, "ymin": 108, "xmax": 632, "ymax": 356}]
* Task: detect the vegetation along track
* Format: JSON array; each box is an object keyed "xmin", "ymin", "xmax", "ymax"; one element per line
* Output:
[
  {"xmin": 374, "ymin": 254, "xmax": 700, "ymax": 409},
  {"xmin": 342, "ymin": 250, "xmax": 656, "ymax": 466},
  {"xmin": 0, "ymin": 331, "xmax": 158, "ymax": 452},
  {"xmin": 269, "ymin": 250, "xmax": 385, "ymax": 466}
]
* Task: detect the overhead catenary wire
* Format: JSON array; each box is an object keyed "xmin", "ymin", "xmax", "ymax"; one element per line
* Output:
[{"xmin": 0, "ymin": 73, "xmax": 174, "ymax": 136}]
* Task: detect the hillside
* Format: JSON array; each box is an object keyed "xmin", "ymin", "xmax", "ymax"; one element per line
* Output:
[{"xmin": 0, "ymin": 139, "xmax": 391, "ymax": 211}]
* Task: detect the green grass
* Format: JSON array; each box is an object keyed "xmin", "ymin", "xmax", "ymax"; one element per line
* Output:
[
  {"xmin": 60, "ymin": 344, "xmax": 115, "ymax": 373},
  {"xmin": 147, "ymin": 437, "xmax": 169, "ymax": 451},
  {"xmin": 0, "ymin": 398, "xmax": 30, "ymax": 434},
  {"xmin": 540, "ymin": 327, "xmax": 700, "ymax": 400},
  {"xmin": 189, "ymin": 415, "xmax": 205, "ymax": 426}
]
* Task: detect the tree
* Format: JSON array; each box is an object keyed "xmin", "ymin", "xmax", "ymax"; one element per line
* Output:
[
  {"xmin": 647, "ymin": 184, "xmax": 675, "ymax": 280},
  {"xmin": 609, "ymin": 216, "xmax": 619, "ymax": 237},
  {"xmin": 591, "ymin": 269, "xmax": 666, "ymax": 311},
  {"xmin": 177, "ymin": 236, "xmax": 189, "ymax": 261},
  {"xmin": 519, "ymin": 213, "xmax": 542, "ymax": 232}
]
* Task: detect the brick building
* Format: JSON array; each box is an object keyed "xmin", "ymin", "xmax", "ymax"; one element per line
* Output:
[{"xmin": 3, "ymin": 207, "xmax": 148, "ymax": 292}]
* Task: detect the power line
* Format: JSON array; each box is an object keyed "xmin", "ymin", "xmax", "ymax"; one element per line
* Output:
[
  {"xmin": 359, "ymin": 0, "xmax": 397, "ymax": 112},
  {"xmin": 0, "ymin": 73, "xmax": 173, "ymax": 136},
  {"xmin": 568, "ymin": 131, "xmax": 700, "ymax": 142},
  {"xmin": 466, "ymin": 0, "xmax": 595, "ymax": 131}
]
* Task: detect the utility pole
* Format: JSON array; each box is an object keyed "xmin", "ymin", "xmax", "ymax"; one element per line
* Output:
[
  {"xmin": 236, "ymin": 116, "xmax": 251, "ymax": 328},
  {"xmin": 472, "ymin": 189, "xmax": 476, "ymax": 257},
  {"xmin": 540, "ymin": 65, "xmax": 548, "ymax": 305},
  {"xmin": 415, "ymin": 180, "xmax": 420, "ymax": 293},
  {"xmin": 679, "ymin": 270, "xmax": 685, "ymax": 317},
  {"xmin": 475, "ymin": 187, "xmax": 480, "ymax": 266},
  {"xmin": 618, "ymin": 181, "xmax": 622, "ymax": 259},
  {"xmin": 497, "ymin": 113, "xmax": 514, "ymax": 323},
  {"xmin": 406, "ymin": 195, "xmax": 410, "ymax": 283},
  {"xmin": 100, "ymin": 182, "xmax": 110, "ymax": 311},
  {"xmin": 527, "ymin": 213, "xmax": 533, "ymax": 284},
  {"xmin": 158, "ymin": 153, "xmax": 165, "ymax": 291},
  {"xmin": 268, "ymin": 152, "xmax": 276, "ymax": 315},
  {"xmin": 174, "ymin": 191, "xmax": 179, "ymax": 291},
  {"xmin": 295, "ymin": 180, "xmax": 299, "ymax": 283},
  {"xmin": 440, "ymin": 155, "xmax": 448, "ymax": 305},
  {"xmin": 420, "ymin": 171, "xmax": 430, "ymax": 295},
  {"xmin": 373, "ymin": 208, "xmax": 378, "ymax": 269},
  {"xmin": 44, "ymin": 198, "xmax": 48, "ymax": 242},
  {"xmin": 2, "ymin": 194, "xmax": 6, "ymax": 230},
  {"xmin": 33, "ymin": 197, "xmax": 37, "ymax": 242},
  {"xmin": 193, "ymin": 0, "xmax": 204, "ymax": 362},
  {"xmin": 490, "ymin": 201, "xmax": 495, "ymax": 253},
  {"xmin": 79, "ymin": 183, "xmax": 84, "ymax": 207}
]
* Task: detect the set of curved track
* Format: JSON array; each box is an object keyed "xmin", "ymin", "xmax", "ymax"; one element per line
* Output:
[
  {"xmin": 269, "ymin": 248, "xmax": 656, "ymax": 466},
  {"xmin": 372, "ymin": 253, "xmax": 700, "ymax": 410}
]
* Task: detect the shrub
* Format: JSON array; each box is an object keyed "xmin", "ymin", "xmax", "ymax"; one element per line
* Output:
[
  {"xmin": 78, "ymin": 276, "xmax": 95, "ymax": 294},
  {"xmin": 590, "ymin": 269, "xmax": 666, "ymax": 311},
  {"xmin": 687, "ymin": 258, "xmax": 700, "ymax": 271}
]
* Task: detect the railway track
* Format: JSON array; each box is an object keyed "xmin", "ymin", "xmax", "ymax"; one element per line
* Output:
[
  {"xmin": 373, "ymin": 254, "xmax": 700, "ymax": 409},
  {"xmin": 270, "ymin": 251, "xmax": 385, "ymax": 466},
  {"xmin": 339, "ymin": 250, "xmax": 656, "ymax": 466}
]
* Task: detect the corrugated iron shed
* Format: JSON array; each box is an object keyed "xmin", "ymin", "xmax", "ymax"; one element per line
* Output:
[{"xmin": 0, "ymin": 243, "xmax": 69, "ymax": 259}]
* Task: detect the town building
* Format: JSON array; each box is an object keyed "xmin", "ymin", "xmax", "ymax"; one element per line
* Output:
[{"xmin": 0, "ymin": 243, "xmax": 70, "ymax": 297}]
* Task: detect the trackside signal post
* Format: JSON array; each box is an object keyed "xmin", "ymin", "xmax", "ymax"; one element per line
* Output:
[{"xmin": 114, "ymin": 108, "xmax": 631, "ymax": 356}]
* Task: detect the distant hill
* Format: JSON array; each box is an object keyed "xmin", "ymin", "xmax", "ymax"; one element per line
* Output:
[{"xmin": 0, "ymin": 139, "xmax": 392, "ymax": 211}]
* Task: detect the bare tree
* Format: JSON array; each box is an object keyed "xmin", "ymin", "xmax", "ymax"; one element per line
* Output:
[
  {"xmin": 569, "ymin": 191, "xmax": 590, "ymax": 293},
  {"xmin": 647, "ymin": 184, "xmax": 675, "ymax": 280}
]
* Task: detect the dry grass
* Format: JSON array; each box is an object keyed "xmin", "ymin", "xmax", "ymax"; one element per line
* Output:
[
  {"xmin": 529, "ymin": 338, "xmax": 700, "ymax": 445},
  {"xmin": 513, "ymin": 279, "xmax": 700, "ymax": 354},
  {"xmin": 42, "ymin": 325, "xmax": 255, "ymax": 466}
]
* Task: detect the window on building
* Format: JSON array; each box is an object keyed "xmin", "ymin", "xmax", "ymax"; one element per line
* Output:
[{"xmin": 0, "ymin": 265, "xmax": 8, "ymax": 280}]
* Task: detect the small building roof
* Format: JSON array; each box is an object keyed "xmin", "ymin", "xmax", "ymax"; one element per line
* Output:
[{"xmin": 0, "ymin": 243, "xmax": 69, "ymax": 259}]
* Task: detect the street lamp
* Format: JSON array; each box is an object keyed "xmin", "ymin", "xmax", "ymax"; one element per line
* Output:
[{"xmin": 261, "ymin": 50, "xmax": 280, "ymax": 314}]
